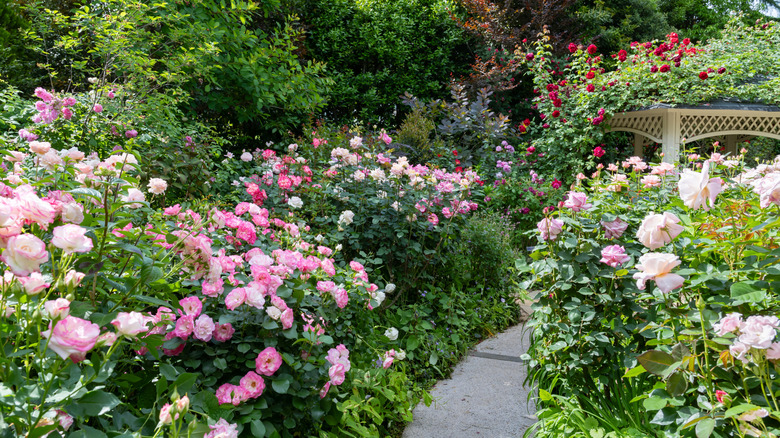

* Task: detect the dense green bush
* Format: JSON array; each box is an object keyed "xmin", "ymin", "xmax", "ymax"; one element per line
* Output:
[{"xmin": 298, "ymin": 0, "xmax": 474, "ymax": 127}]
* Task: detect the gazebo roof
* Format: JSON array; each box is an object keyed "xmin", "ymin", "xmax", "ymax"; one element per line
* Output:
[{"xmin": 634, "ymin": 100, "xmax": 780, "ymax": 113}]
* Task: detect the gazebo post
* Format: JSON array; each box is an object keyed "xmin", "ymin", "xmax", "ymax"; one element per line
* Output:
[
  {"xmin": 661, "ymin": 109, "xmax": 680, "ymax": 164},
  {"xmin": 725, "ymin": 135, "xmax": 738, "ymax": 156},
  {"xmin": 633, "ymin": 133, "xmax": 645, "ymax": 157}
]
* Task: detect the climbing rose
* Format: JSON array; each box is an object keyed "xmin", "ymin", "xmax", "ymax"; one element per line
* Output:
[
  {"xmin": 205, "ymin": 418, "xmax": 239, "ymax": 438},
  {"xmin": 255, "ymin": 347, "xmax": 283, "ymax": 376},
  {"xmin": 240, "ymin": 371, "xmax": 265, "ymax": 398}
]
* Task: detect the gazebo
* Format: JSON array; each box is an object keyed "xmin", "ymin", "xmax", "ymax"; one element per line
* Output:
[{"xmin": 605, "ymin": 100, "xmax": 780, "ymax": 163}]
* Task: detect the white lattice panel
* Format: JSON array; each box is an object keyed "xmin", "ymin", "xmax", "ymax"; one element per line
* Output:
[
  {"xmin": 680, "ymin": 114, "xmax": 780, "ymax": 142},
  {"xmin": 609, "ymin": 114, "xmax": 664, "ymax": 141}
]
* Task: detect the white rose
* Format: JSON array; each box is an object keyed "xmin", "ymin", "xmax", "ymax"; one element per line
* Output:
[
  {"xmin": 288, "ymin": 196, "xmax": 303, "ymax": 209},
  {"xmin": 338, "ymin": 210, "xmax": 354, "ymax": 226},
  {"xmin": 147, "ymin": 178, "xmax": 168, "ymax": 195},
  {"xmin": 384, "ymin": 327, "xmax": 399, "ymax": 341},
  {"xmin": 395, "ymin": 349, "xmax": 406, "ymax": 360},
  {"xmin": 241, "ymin": 152, "xmax": 253, "ymax": 162},
  {"xmin": 61, "ymin": 202, "xmax": 84, "ymax": 224},
  {"xmin": 385, "ymin": 283, "xmax": 396, "ymax": 293},
  {"xmin": 121, "ymin": 188, "xmax": 145, "ymax": 208}
]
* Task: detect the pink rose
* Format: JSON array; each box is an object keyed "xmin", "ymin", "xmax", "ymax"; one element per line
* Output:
[
  {"xmin": 147, "ymin": 178, "xmax": 168, "ymax": 195},
  {"xmin": 678, "ymin": 161, "xmax": 723, "ymax": 210},
  {"xmin": 281, "ymin": 308, "xmax": 294, "ymax": 330},
  {"xmin": 633, "ymin": 253, "xmax": 685, "ymax": 293},
  {"xmin": 563, "ymin": 192, "xmax": 592, "ymax": 212},
  {"xmin": 333, "ymin": 288, "xmax": 349, "ymax": 309},
  {"xmin": 215, "ymin": 384, "xmax": 247, "ymax": 406},
  {"xmin": 41, "ymin": 315, "xmax": 100, "ymax": 362},
  {"xmin": 739, "ymin": 315, "xmax": 777, "ymax": 349},
  {"xmin": 212, "ymin": 323, "xmax": 235, "ymax": 342},
  {"xmin": 44, "ymin": 298, "xmax": 70, "ymax": 319},
  {"xmin": 159, "ymin": 403, "xmax": 173, "ymax": 425},
  {"xmin": 329, "ymin": 363, "xmax": 346, "ymax": 385},
  {"xmin": 52, "ymin": 224, "xmax": 93, "ymax": 254},
  {"xmin": 225, "ymin": 288, "xmax": 246, "ymax": 310},
  {"xmin": 17, "ymin": 188, "xmax": 56, "ymax": 228},
  {"xmin": 600, "ymin": 245, "xmax": 630, "ymax": 267},
  {"xmin": 641, "ymin": 175, "xmax": 661, "ymax": 188},
  {"xmin": 713, "ymin": 313, "xmax": 742, "ymax": 336},
  {"xmin": 19, "ymin": 272, "xmax": 49, "ymax": 295},
  {"xmin": 64, "ymin": 270, "xmax": 85, "ymax": 288},
  {"xmin": 2, "ymin": 234, "xmax": 49, "ymax": 276},
  {"xmin": 255, "ymin": 346, "xmax": 283, "ymax": 376},
  {"xmin": 193, "ymin": 314, "xmax": 215, "ymax": 342},
  {"xmin": 179, "ymin": 296, "xmax": 202, "ymax": 317},
  {"xmin": 601, "ymin": 217, "xmax": 628, "ymax": 239},
  {"xmin": 61, "ymin": 202, "xmax": 85, "ymax": 224},
  {"xmin": 382, "ymin": 349, "xmax": 396, "ymax": 369},
  {"xmin": 729, "ymin": 341, "xmax": 750, "ymax": 363},
  {"xmin": 766, "ymin": 343, "xmax": 780, "ymax": 361},
  {"xmin": 112, "ymin": 311, "xmax": 150, "ymax": 337},
  {"xmin": 29, "ymin": 141, "xmax": 51, "ymax": 155},
  {"xmin": 537, "ymin": 218, "xmax": 564, "ymax": 241},
  {"xmin": 121, "ymin": 188, "xmax": 145, "ymax": 208},
  {"xmin": 636, "ymin": 212, "xmax": 683, "ymax": 250},
  {"xmin": 205, "ymin": 418, "xmax": 239, "ymax": 438},
  {"xmin": 173, "ymin": 314, "xmax": 195, "ymax": 339},
  {"xmin": 240, "ymin": 371, "xmax": 265, "ymax": 398}
]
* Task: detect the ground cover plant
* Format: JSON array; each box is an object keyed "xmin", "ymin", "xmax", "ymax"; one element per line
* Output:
[{"xmin": 523, "ymin": 149, "xmax": 780, "ymax": 437}]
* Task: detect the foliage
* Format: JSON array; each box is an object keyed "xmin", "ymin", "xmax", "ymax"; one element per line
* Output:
[
  {"xmin": 297, "ymin": 0, "xmax": 474, "ymax": 127},
  {"xmin": 523, "ymin": 150, "xmax": 780, "ymax": 437}
]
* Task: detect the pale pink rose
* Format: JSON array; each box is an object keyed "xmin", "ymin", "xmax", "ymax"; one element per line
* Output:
[
  {"xmin": 751, "ymin": 173, "xmax": 780, "ymax": 208},
  {"xmin": 240, "ymin": 371, "xmax": 265, "ymax": 398},
  {"xmin": 752, "ymin": 316, "xmax": 780, "ymax": 328},
  {"xmin": 266, "ymin": 305, "xmax": 282, "ymax": 320},
  {"xmin": 281, "ymin": 308, "xmax": 294, "ymax": 329},
  {"xmin": 96, "ymin": 332, "xmax": 117, "ymax": 347},
  {"xmin": 61, "ymin": 202, "xmax": 85, "ymax": 224},
  {"xmin": 176, "ymin": 395, "xmax": 189, "ymax": 413},
  {"xmin": 64, "ymin": 270, "xmax": 85, "ymax": 288},
  {"xmin": 179, "ymin": 296, "xmax": 202, "ymax": 317},
  {"xmin": 636, "ymin": 212, "xmax": 683, "ymax": 250},
  {"xmin": 112, "ymin": 311, "xmax": 150, "ymax": 337},
  {"xmin": 17, "ymin": 187, "xmax": 56, "ymax": 227},
  {"xmin": 328, "ymin": 362, "xmax": 347, "ymax": 385},
  {"xmin": 709, "ymin": 152, "xmax": 724, "ymax": 165},
  {"xmin": 641, "ymin": 175, "xmax": 661, "ymax": 188},
  {"xmin": 382, "ymin": 349, "xmax": 396, "ymax": 369},
  {"xmin": 147, "ymin": 178, "xmax": 168, "ymax": 195},
  {"xmin": 739, "ymin": 408, "xmax": 769, "ymax": 423},
  {"xmin": 766, "ymin": 343, "xmax": 780, "ymax": 361},
  {"xmin": 245, "ymin": 283, "xmax": 266, "ymax": 308},
  {"xmin": 187, "ymin": 314, "xmax": 215, "ymax": 343},
  {"xmin": 44, "ymin": 298, "xmax": 70, "ymax": 319},
  {"xmin": 601, "ymin": 217, "xmax": 628, "ymax": 239},
  {"xmin": 212, "ymin": 323, "xmax": 235, "ymax": 342},
  {"xmin": 29, "ymin": 141, "xmax": 51, "ymax": 155},
  {"xmin": 319, "ymin": 381, "xmax": 331, "ymax": 399},
  {"xmin": 607, "ymin": 163, "xmax": 619, "ymax": 172},
  {"xmin": 7, "ymin": 150, "xmax": 27, "ymax": 162},
  {"xmin": 678, "ymin": 161, "xmax": 723, "ymax": 210},
  {"xmin": 2, "ymin": 234, "xmax": 49, "ymax": 276},
  {"xmin": 205, "ymin": 418, "xmax": 239, "ymax": 438},
  {"xmin": 563, "ymin": 192, "xmax": 592, "ymax": 212},
  {"xmin": 600, "ymin": 245, "xmax": 630, "ymax": 267},
  {"xmin": 333, "ymin": 288, "xmax": 349, "ymax": 309},
  {"xmin": 255, "ymin": 346, "xmax": 283, "ymax": 376},
  {"xmin": 225, "ymin": 288, "xmax": 246, "ymax": 310},
  {"xmin": 633, "ymin": 253, "xmax": 685, "ymax": 293},
  {"xmin": 729, "ymin": 341, "xmax": 750, "ymax": 363},
  {"xmin": 240, "ymin": 152, "xmax": 253, "ymax": 162},
  {"xmin": 739, "ymin": 316, "xmax": 777, "ymax": 349},
  {"xmin": 537, "ymin": 218, "xmax": 564, "ymax": 241},
  {"xmin": 121, "ymin": 188, "xmax": 145, "ymax": 208},
  {"xmin": 55, "ymin": 409, "xmax": 73, "ymax": 430},
  {"xmin": 18, "ymin": 272, "xmax": 49, "ymax": 295},
  {"xmin": 651, "ymin": 162, "xmax": 676, "ymax": 176},
  {"xmin": 40, "ymin": 149, "xmax": 64, "ymax": 170},
  {"xmin": 159, "ymin": 403, "xmax": 173, "ymax": 425},
  {"xmin": 52, "ymin": 224, "xmax": 93, "ymax": 254},
  {"xmin": 713, "ymin": 313, "xmax": 742, "ymax": 336},
  {"xmin": 41, "ymin": 315, "xmax": 100, "ymax": 362},
  {"xmin": 605, "ymin": 173, "xmax": 629, "ymax": 192}
]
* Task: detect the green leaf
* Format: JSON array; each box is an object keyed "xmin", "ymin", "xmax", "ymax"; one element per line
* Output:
[
  {"xmin": 666, "ymin": 371, "xmax": 687, "ymax": 397},
  {"xmin": 724, "ymin": 403, "xmax": 759, "ymax": 418},
  {"xmin": 730, "ymin": 281, "xmax": 767, "ymax": 305},
  {"xmin": 429, "ymin": 352, "xmax": 438, "ymax": 366},
  {"xmin": 695, "ymin": 418, "xmax": 715, "ymax": 438},
  {"xmin": 643, "ymin": 396, "xmax": 668, "ymax": 411},
  {"xmin": 637, "ymin": 350, "xmax": 675, "ymax": 376},
  {"xmin": 539, "ymin": 389, "xmax": 552, "ymax": 401},
  {"xmin": 623, "ymin": 365, "xmax": 646, "ymax": 378},
  {"xmin": 272, "ymin": 378, "xmax": 290, "ymax": 394},
  {"xmin": 68, "ymin": 426, "xmax": 108, "ymax": 438},
  {"xmin": 251, "ymin": 419, "xmax": 266, "ymax": 436},
  {"xmin": 67, "ymin": 390, "xmax": 120, "ymax": 417}
]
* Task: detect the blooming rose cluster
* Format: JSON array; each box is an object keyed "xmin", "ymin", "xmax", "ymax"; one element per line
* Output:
[
  {"xmin": 31, "ymin": 88, "xmax": 77, "ymax": 124},
  {"xmin": 714, "ymin": 313, "xmax": 780, "ymax": 364}
]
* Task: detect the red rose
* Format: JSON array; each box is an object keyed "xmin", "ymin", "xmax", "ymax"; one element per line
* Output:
[
  {"xmin": 586, "ymin": 71, "xmax": 595, "ymax": 79},
  {"xmin": 682, "ymin": 38, "xmax": 690, "ymax": 45},
  {"xmin": 553, "ymin": 99, "xmax": 562, "ymax": 107},
  {"xmin": 618, "ymin": 50, "xmax": 627, "ymax": 62},
  {"xmin": 568, "ymin": 43, "xmax": 577, "ymax": 53},
  {"xmin": 527, "ymin": 146, "xmax": 535, "ymax": 153},
  {"xmin": 659, "ymin": 64, "xmax": 670, "ymax": 72},
  {"xmin": 552, "ymin": 110, "xmax": 560, "ymax": 118},
  {"xmin": 526, "ymin": 53, "xmax": 534, "ymax": 61},
  {"xmin": 587, "ymin": 44, "xmax": 597, "ymax": 55},
  {"xmin": 699, "ymin": 71, "xmax": 708, "ymax": 80},
  {"xmin": 593, "ymin": 146, "xmax": 605, "ymax": 157},
  {"xmin": 586, "ymin": 84, "xmax": 595, "ymax": 92},
  {"xmin": 452, "ymin": 150, "xmax": 458, "ymax": 156},
  {"xmin": 650, "ymin": 65, "xmax": 658, "ymax": 73},
  {"xmin": 718, "ymin": 67, "xmax": 726, "ymax": 74}
]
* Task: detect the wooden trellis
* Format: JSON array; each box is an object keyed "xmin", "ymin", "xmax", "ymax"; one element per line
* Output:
[{"xmin": 605, "ymin": 103, "xmax": 780, "ymax": 163}]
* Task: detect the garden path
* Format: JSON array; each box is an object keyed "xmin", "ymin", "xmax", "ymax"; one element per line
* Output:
[{"xmin": 402, "ymin": 315, "xmax": 536, "ymax": 438}]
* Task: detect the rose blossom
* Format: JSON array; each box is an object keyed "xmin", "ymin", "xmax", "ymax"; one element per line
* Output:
[
  {"xmin": 713, "ymin": 313, "xmax": 742, "ymax": 336},
  {"xmin": 633, "ymin": 253, "xmax": 685, "ymax": 293},
  {"xmin": 193, "ymin": 314, "xmax": 215, "ymax": 342},
  {"xmin": 212, "ymin": 323, "xmax": 235, "ymax": 342},
  {"xmin": 537, "ymin": 218, "xmax": 564, "ymax": 241},
  {"xmin": 384, "ymin": 327, "xmax": 399, "ymax": 341},
  {"xmin": 636, "ymin": 212, "xmax": 683, "ymax": 250},
  {"xmin": 29, "ymin": 141, "xmax": 52, "ymax": 155},
  {"xmin": 2, "ymin": 234, "xmax": 49, "ymax": 276},
  {"xmin": 64, "ymin": 270, "xmax": 85, "ymax": 288},
  {"xmin": 52, "ymin": 224, "xmax": 93, "ymax": 254},
  {"xmin": 678, "ymin": 161, "xmax": 723, "ymax": 210},
  {"xmin": 240, "ymin": 371, "xmax": 265, "ymax": 398},
  {"xmin": 730, "ymin": 341, "xmax": 750, "ymax": 363},
  {"xmin": 121, "ymin": 188, "xmax": 145, "ymax": 208},
  {"xmin": 767, "ymin": 343, "xmax": 780, "ymax": 361},
  {"xmin": 205, "ymin": 418, "xmax": 239, "ymax": 438},
  {"xmin": 563, "ymin": 192, "xmax": 592, "ymax": 212},
  {"xmin": 112, "ymin": 311, "xmax": 150, "ymax": 337},
  {"xmin": 601, "ymin": 217, "xmax": 628, "ymax": 239},
  {"xmin": 739, "ymin": 316, "xmax": 777, "ymax": 349},
  {"xmin": 19, "ymin": 272, "xmax": 49, "ymax": 295},
  {"xmin": 240, "ymin": 152, "xmax": 253, "ymax": 162},
  {"xmin": 41, "ymin": 315, "xmax": 100, "ymax": 362},
  {"xmin": 44, "ymin": 298, "xmax": 70, "ymax": 319},
  {"xmin": 255, "ymin": 346, "xmax": 283, "ymax": 376},
  {"xmin": 215, "ymin": 384, "xmax": 247, "ymax": 406},
  {"xmin": 147, "ymin": 178, "xmax": 168, "ymax": 195},
  {"xmin": 61, "ymin": 202, "xmax": 85, "ymax": 224},
  {"xmin": 600, "ymin": 245, "xmax": 630, "ymax": 267},
  {"xmin": 641, "ymin": 175, "xmax": 661, "ymax": 188}
]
